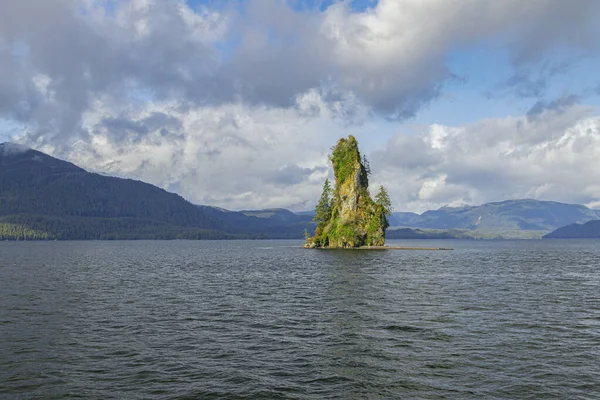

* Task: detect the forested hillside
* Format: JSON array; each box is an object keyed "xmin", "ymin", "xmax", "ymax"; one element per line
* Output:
[
  {"xmin": 543, "ymin": 220, "xmax": 600, "ymax": 238},
  {"xmin": 0, "ymin": 143, "xmax": 313, "ymax": 240}
]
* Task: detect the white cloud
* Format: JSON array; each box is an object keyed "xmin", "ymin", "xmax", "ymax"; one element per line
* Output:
[
  {"xmin": 372, "ymin": 105, "xmax": 600, "ymax": 212},
  {"xmin": 25, "ymin": 94, "xmax": 345, "ymax": 210},
  {"xmin": 23, "ymin": 98, "xmax": 600, "ymax": 214},
  {"xmin": 1, "ymin": 0, "xmax": 598, "ymax": 142},
  {"xmin": 2, "ymin": 0, "xmax": 600, "ymax": 211}
]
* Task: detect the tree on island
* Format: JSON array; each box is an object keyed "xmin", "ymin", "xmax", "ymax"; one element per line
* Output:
[
  {"xmin": 375, "ymin": 185, "xmax": 393, "ymax": 230},
  {"xmin": 304, "ymin": 135, "xmax": 392, "ymax": 248},
  {"xmin": 314, "ymin": 178, "xmax": 332, "ymax": 233},
  {"xmin": 362, "ymin": 154, "xmax": 371, "ymax": 177}
]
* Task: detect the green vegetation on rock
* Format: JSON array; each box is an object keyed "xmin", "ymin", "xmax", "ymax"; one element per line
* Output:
[{"xmin": 304, "ymin": 136, "xmax": 391, "ymax": 248}]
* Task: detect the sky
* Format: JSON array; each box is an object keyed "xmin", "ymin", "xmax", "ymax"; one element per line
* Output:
[{"xmin": 1, "ymin": 0, "xmax": 600, "ymax": 212}]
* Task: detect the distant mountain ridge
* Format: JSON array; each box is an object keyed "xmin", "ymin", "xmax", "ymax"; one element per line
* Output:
[
  {"xmin": 387, "ymin": 199, "xmax": 600, "ymax": 233},
  {"xmin": 0, "ymin": 143, "xmax": 313, "ymax": 240},
  {"xmin": 543, "ymin": 220, "xmax": 600, "ymax": 238},
  {"xmin": 197, "ymin": 206, "xmax": 313, "ymax": 238},
  {"xmin": 2, "ymin": 142, "xmax": 599, "ymax": 240}
]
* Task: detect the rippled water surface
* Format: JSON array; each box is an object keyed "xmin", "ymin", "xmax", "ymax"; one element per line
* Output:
[{"xmin": 1, "ymin": 239, "xmax": 599, "ymax": 399}]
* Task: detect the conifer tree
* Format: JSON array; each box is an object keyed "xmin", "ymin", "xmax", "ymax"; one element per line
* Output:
[
  {"xmin": 314, "ymin": 178, "xmax": 333, "ymax": 230},
  {"xmin": 375, "ymin": 185, "xmax": 393, "ymax": 228},
  {"xmin": 362, "ymin": 154, "xmax": 371, "ymax": 177}
]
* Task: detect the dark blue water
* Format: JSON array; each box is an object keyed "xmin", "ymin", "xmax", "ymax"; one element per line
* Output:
[{"xmin": 1, "ymin": 239, "xmax": 599, "ymax": 399}]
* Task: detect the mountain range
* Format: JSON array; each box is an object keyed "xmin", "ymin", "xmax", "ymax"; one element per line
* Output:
[
  {"xmin": 1, "ymin": 142, "xmax": 599, "ymax": 240},
  {"xmin": 543, "ymin": 220, "xmax": 600, "ymax": 239},
  {"xmin": 387, "ymin": 200, "xmax": 600, "ymax": 238},
  {"xmin": 0, "ymin": 143, "xmax": 312, "ymax": 240}
]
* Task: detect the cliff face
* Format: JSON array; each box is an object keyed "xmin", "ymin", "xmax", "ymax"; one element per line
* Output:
[{"xmin": 305, "ymin": 136, "xmax": 387, "ymax": 248}]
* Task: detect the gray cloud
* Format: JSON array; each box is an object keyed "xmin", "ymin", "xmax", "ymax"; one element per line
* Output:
[
  {"xmin": 527, "ymin": 95, "xmax": 580, "ymax": 120},
  {"xmin": 0, "ymin": 0, "xmax": 599, "ymax": 148},
  {"xmin": 494, "ymin": 71, "xmax": 548, "ymax": 99},
  {"xmin": 490, "ymin": 55, "xmax": 587, "ymax": 99},
  {"xmin": 101, "ymin": 112, "xmax": 183, "ymax": 142},
  {"xmin": 267, "ymin": 165, "xmax": 328, "ymax": 186},
  {"xmin": 0, "ymin": 142, "xmax": 30, "ymax": 155},
  {"xmin": 0, "ymin": 0, "xmax": 223, "ymax": 146}
]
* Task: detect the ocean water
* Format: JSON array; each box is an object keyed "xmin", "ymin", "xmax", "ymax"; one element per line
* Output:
[{"xmin": 0, "ymin": 239, "xmax": 599, "ymax": 399}]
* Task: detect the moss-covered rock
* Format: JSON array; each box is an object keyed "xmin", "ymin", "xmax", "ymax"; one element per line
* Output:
[{"xmin": 304, "ymin": 135, "xmax": 389, "ymax": 248}]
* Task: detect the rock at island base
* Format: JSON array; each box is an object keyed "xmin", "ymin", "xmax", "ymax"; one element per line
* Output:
[{"xmin": 304, "ymin": 136, "xmax": 388, "ymax": 249}]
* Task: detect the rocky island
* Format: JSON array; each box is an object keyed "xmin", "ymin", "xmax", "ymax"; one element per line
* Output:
[{"xmin": 303, "ymin": 135, "xmax": 392, "ymax": 249}]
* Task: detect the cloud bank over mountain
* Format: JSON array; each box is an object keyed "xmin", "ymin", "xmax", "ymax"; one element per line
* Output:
[
  {"xmin": 1, "ymin": 0, "xmax": 600, "ymax": 210},
  {"xmin": 373, "ymin": 105, "xmax": 600, "ymax": 212}
]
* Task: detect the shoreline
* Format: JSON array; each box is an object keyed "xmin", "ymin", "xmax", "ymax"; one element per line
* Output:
[{"xmin": 309, "ymin": 245, "xmax": 453, "ymax": 251}]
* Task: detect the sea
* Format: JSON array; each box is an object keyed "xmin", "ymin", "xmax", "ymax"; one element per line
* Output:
[{"xmin": 0, "ymin": 239, "xmax": 599, "ymax": 399}]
